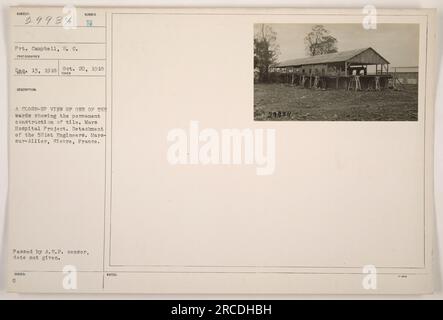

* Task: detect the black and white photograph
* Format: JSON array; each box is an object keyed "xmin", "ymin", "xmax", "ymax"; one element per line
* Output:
[
  {"xmin": 1, "ymin": 4, "xmax": 441, "ymax": 300},
  {"xmin": 254, "ymin": 23, "xmax": 419, "ymax": 121}
]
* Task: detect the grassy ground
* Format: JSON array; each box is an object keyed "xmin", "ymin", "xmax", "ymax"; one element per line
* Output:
[{"xmin": 254, "ymin": 83, "xmax": 418, "ymax": 121}]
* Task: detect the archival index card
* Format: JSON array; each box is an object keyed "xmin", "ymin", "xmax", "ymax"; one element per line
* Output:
[{"xmin": 7, "ymin": 7, "xmax": 437, "ymax": 294}]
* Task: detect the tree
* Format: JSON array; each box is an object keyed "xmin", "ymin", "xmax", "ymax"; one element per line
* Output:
[
  {"xmin": 254, "ymin": 24, "xmax": 280, "ymax": 82},
  {"xmin": 304, "ymin": 25, "xmax": 338, "ymax": 56}
]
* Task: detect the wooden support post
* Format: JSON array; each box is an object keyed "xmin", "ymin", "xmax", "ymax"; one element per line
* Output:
[
  {"xmin": 355, "ymin": 76, "xmax": 361, "ymax": 91},
  {"xmin": 336, "ymin": 77, "xmax": 339, "ymax": 89},
  {"xmin": 313, "ymin": 76, "xmax": 319, "ymax": 89},
  {"xmin": 375, "ymin": 76, "xmax": 380, "ymax": 91}
]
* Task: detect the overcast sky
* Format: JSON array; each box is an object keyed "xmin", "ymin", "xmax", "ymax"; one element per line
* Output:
[{"xmin": 259, "ymin": 24, "xmax": 419, "ymax": 68}]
